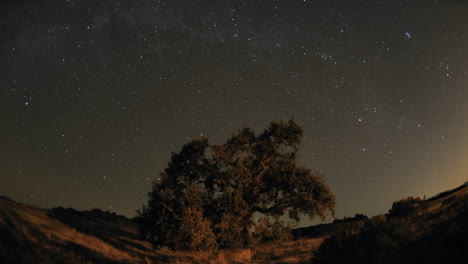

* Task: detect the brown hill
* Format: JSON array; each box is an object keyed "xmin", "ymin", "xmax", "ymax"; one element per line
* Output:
[
  {"xmin": 314, "ymin": 181, "xmax": 468, "ymax": 264},
  {"xmin": 0, "ymin": 181, "xmax": 466, "ymax": 264},
  {"xmin": 0, "ymin": 196, "xmax": 322, "ymax": 264}
]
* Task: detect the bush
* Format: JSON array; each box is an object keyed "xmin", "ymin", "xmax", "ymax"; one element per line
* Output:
[
  {"xmin": 314, "ymin": 216, "xmax": 415, "ymax": 264},
  {"xmin": 387, "ymin": 196, "xmax": 428, "ymax": 218},
  {"xmin": 254, "ymin": 217, "xmax": 292, "ymax": 243},
  {"xmin": 175, "ymin": 208, "xmax": 218, "ymax": 251},
  {"xmin": 332, "ymin": 213, "xmax": 368, "ymax": 224},
  {"xmin": 214, "ymin": 214, "xmax": 245, "ymax": 249},
  {"xmin": 314, "ymin": 193, "xmax": 468, "ymax": 264}
]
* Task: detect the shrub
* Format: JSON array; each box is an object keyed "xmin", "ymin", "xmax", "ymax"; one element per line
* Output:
[
  {"xmin": 254, "ymin": 217, "xmax": 292, "ymax": 243},
  {"xmin": 175, "ymin": 208, "xmax": 218, "ymax": 251},
  {"xmin": 314, "ymin": 216, "xmax": 415, "ymax": 264},
  {"xmin": 332, "ymin": 213, "xmax": 368, "ymax": 224},
  {"xmin": 387, "ymin": 196, "xmax": 427, "ymax": 218}
]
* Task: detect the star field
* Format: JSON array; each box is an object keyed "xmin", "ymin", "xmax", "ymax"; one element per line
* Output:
[{"xmin": 1, "ymin": 0, "xmax": 467, "ymax": 225}]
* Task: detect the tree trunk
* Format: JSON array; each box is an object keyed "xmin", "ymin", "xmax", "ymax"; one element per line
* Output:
[{"xmin": 243, "ymin": 225, "xmax": 254, "ymax": 247}]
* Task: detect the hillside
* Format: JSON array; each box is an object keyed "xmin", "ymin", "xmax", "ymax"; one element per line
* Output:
[
  {"xmin": 314, "ymin": 182, "xmax": 468, "ymax": 264},
  {"xmin": 0, "ymin": 196, "xmax": 323, "ymax": 264},
  {"xmin": 0, "ymin": 196, "xmax": 154, "ymax": 263},
  {"xmin": 0, "ymin": 182, "xmax": 467, "ymax": 264}
]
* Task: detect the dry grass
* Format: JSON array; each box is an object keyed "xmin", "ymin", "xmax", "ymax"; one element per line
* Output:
[
  {"xmin": 253, "ymin": 238, "xmax": 325, "ymax": 264},
  {"xmin": 160, "ymin": 248, "xmax": 254, "ymax": 264},
  {"xmin": 0, "ymin": 199, "xmax": 150, "ymax": 263},
  {"xmin": 426, "ymin": 185, "xmax": 468, "ymax": 212},
  {"xmin": 153, "ymin": 238, "xmax": 324, "ymax": 264},
  {"xmin": 0, "ymin": 197, "xmax": 328, "ymax": 264},
  {"xmin": 1, "ymin": 200, "xmax": 138, "ymax": 263}
]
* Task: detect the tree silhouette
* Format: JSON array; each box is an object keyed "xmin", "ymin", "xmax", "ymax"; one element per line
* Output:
[{"xmin": 136, "ymin": 119, "xmax": 335, "ymax": 250}]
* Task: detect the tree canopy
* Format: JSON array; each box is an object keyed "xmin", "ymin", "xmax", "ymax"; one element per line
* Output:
[{"xmin": 136, "ymin": 119, "xmax": 335, "ymax": 250}]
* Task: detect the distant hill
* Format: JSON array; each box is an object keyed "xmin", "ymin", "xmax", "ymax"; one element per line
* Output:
[
  {"xmin": 1, "ymin": 181, "xmax": 467, "ymax": 263},
  {"xmin": 427, "ymin": 181, "xmax": 468, "ymax": 201}
]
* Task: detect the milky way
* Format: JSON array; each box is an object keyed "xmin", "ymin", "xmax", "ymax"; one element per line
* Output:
[{"xmin": 1, "ymin": 0, "xmax": 467, "ymax": 226}]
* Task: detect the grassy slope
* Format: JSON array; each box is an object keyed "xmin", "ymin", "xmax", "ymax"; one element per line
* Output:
[
  {"xmin": 1, "ymin": 182, "xmax": 466, "ymax": 264},
  {"xmin": 314, "ymin": 182, "xmax": 468, "ymax": 264},
  {"xmin": 0, "ymin": 197, "xmax": 154, "ymax": 263},
  {"xmin": 0, "ymin": 196, "xmax": 323, "ymax": 264}
]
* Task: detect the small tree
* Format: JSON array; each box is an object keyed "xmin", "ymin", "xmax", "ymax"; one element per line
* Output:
[{"xmin": 137, "ymin": 119, "xmax": 336, "ymax": 250}]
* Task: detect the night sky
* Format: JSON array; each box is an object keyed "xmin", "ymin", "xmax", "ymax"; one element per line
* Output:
[{"xmin": 1, "ymin": 0, "xmax": 467, "ymax": 226}]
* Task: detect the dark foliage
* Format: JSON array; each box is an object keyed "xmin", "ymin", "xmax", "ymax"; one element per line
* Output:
[
  {"xmin": 314, "ymin": 193, "xmax": 468, "ymax": 264},
  {"xmin": 387, "ymin": 196, "xmax": 428, "ymax": 218},
  {"xmin": 254, "ymin": 217, "xmax": 292, "ymax": 243},
  {"xmin": 332, "ymin": 213, "xmax": 368, "ymax": 224},
  {"xmin": 315, "ymin": 216, "xmax": 414, "ymax": 264},
  {"xmin": 137, "ymin": 119, "xmax": 335, "ymax": 250}
]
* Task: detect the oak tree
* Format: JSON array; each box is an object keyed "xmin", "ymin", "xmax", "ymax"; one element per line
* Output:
[{"xmin": 136, "ymin": 119, "xmax": 335, "ymax": 250}]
